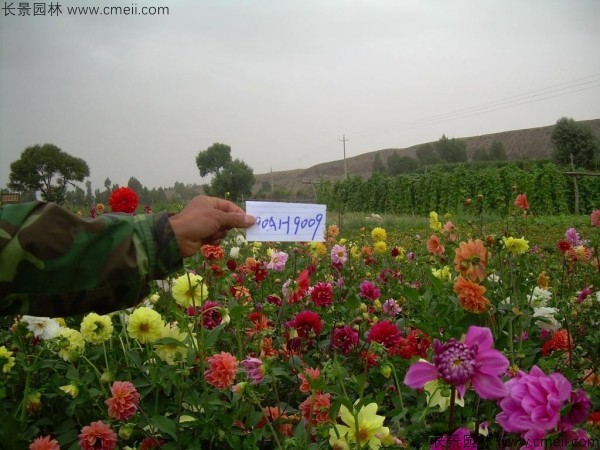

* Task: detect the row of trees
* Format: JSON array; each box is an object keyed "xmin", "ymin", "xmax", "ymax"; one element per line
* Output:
[
  {"xmin": 371, "ymin": 117, "xmax": 598, "ymax": 176},
  {"xmin": 5, "ymin": 142, "xmax": 255, "ymax": 207}
]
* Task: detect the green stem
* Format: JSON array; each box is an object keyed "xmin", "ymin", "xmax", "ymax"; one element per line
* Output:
[{"xmin": 446, "ymin": 386, "xmax": 457, "ymax": 450}]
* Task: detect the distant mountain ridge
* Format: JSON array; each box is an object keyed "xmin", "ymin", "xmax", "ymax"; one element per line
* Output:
[{"xmin": 253, "ymin": 118, "xmax": 600, "ymax": 196}]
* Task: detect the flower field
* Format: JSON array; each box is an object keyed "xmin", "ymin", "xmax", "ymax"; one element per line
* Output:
[{"xmin": 1, "ymin": 197, "xmax": 599, "ymax": 450}]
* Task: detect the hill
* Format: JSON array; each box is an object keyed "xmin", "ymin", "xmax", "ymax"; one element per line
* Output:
[{"xmin": 252, "ymin": 118, "xmax": 600, "ymax": 197}]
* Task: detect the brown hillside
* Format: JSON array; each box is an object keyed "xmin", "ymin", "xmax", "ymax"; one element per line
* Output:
[{"xmin": 252, "ymin": 119, "xmax": 600, "ymax": 197}]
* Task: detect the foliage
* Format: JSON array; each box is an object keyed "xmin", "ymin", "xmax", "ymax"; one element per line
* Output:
[
  {"xmin": 8, "ymin": 144, "xmax": 90, "ymax": 204},
  {"xmin": 472, "ymin": 141, "xmax": 507, "ymax": 162},
  {"xmin": 434, "ymin": 135, "xmax": 467, "ymax": 163},
  {"xmin": 317, "ymin": 162, "xmax": 596, "ymax": 216},
  {"xmin": 196, "ymin": 143, "xmax": 233, "ymax": 178},
  {"xmin": 372, "ymin": 154, "xmax": 386, "ymax": 174},
  {"xmin": 552, "ymin": 117, "xmax": 600, "ymax": 170},
  {"xmin": 387, "ymin": 154, "xmax": 417, "ymax": 175},
  {"xmin": 415, "ymin": 143, "xmax": 439, "ymax": 166},
  {"xmin": 206, "ymin": 159, "xmax": 255, "ymax": 202},
  {"xmin": 1, "ymin": 203, "xmax": 599, "ymax": 449}
]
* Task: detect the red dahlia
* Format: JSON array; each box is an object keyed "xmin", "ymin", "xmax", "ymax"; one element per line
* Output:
[{"xmin": 109, "ymin": 187, "xmax": 138, "ymax": 213}]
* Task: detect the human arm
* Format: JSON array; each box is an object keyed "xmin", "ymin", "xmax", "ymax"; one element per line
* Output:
[{"xmin": 0, "ymin": 196, "xmax": 255, "ymax": 317}]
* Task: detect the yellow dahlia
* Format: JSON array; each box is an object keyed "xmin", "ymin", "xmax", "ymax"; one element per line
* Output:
[
  {"xmin": 127, "ymin": 307, "xmax": 164, "ymax": 344},
  {"xmin": 502, "ymin": 236, "xmax": 529, "ymax": 255},
  {"xmin": 0, "ymin": 345, "xmax": 16, "ymax": 373},
  {"xmin": 172, "ymin": 273, "xmax": 208, "ymax": 308},
  {"xmin": 80, "ymin": 312, "xmax": 114, "ymax": 344},
  {"xmin": 56, "ymin": 328, "xmax": 85, "ymax": 362}
]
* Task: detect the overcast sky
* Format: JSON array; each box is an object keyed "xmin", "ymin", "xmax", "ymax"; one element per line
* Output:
[{"xmin": 1, "ymin": 0, "xmax": 600, "ymax": 191}]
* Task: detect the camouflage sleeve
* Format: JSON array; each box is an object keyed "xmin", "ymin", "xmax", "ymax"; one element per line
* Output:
[{"xmin": 0, "ymin": 201, "xmax": 182, "ymax": 317}]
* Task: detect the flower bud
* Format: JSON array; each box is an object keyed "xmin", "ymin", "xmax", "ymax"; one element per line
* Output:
[
  {"xmin": 118, "ymin": 423, "xmax": 135, "ymax": 440},
  {"xmin": 380, "ymin": 364, "xmax": 392, "ymax": 378}
]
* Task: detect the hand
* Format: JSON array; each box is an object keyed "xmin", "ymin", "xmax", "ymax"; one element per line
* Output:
[{"xmin": 168, "ymin": 195, "xmax": 255, "ymax": 257}]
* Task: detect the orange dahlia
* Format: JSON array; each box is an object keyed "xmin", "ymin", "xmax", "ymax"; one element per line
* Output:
[
  {"xmin": 453, "ymin": 275, "xmax": 491, "ymax": 313},
  {"xmin": 454, "ymin": 239, "xmax": 488, "ymax": 282},
  {"xmin": 205, "ymin": 351, "xmax": 239, "ymax": 390}
]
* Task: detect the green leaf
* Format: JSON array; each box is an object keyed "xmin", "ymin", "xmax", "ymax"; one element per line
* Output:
[{"xmin": 150, "ymin": 415, "xmax": 178, "ymax": 440}]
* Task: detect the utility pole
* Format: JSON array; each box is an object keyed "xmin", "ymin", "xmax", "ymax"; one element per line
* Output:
[{"xmin": 340, "ymin": 135, "xmax": 349, "ymax": 179}]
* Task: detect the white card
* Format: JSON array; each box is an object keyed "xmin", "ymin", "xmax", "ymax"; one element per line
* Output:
[{"xmin": 245, "ymin": 201, "xmax": 327, "ymax": 242}]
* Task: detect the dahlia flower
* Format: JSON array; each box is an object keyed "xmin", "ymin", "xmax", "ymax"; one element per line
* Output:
[
  {"xmin": 404, "ymin": 326, "xmax": 508, "ymax": 400},
  {"xmin": 105, "ymin": 380, "xmax": 140, "ymax": 421},
  {"xmin": 496, "ymin": 365, "xmax": 572, "ymax": 444},
  {"xmin": 329, "ymin": 402, "xmax": 390, "ymax": 450},
  {"xmin": 80, "ymin": 312, "xmax": 113, "ymax": 344},
  {"xmin": 78, "ymin": 421, "xmax": 117, "ymax": 450},
  {"xmin": 172, "ymin": 272, "xmax": 208, "ymax": 308},
  {"xmin": 109, "ymin": 186, "xmax": 138, "ymax": 213}
]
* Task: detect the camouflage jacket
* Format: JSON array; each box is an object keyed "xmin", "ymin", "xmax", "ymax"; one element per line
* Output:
[{"xmin": 0, "ymin": 201, "xmax": 182, "ymax": 317}]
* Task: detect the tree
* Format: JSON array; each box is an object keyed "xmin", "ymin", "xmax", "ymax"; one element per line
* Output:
[
  {"xmin": 472, "ymin": 147, "xmax": 489, "ymax": 161},
  {"xmin": 85, "ymin": 180, "xmax": 94, "ymax": 205},
  {"xmin": 434, "ymin": 135, "xmax": 467, "ymax": 163},
  {"xmin": 8, "ymin": 144, "xmax": 90, "ymax": 204},
  {"xmin": 551, "ymin": 117, "xmax": 599, "ymax": 170},
  {"xmin": 207, "ymin": 159, "xmax": 255, "ymax": 202},
  {"xmin": 127, "ymin": 176, "xmax": 143, "ymax": 194},
  {"xmin": 415, "ymin": 143, "xmax": 439, "ymax": 165},
  {"xmin": 488, "ymin": 141, "xmax": 507, "ymax": 161},
  {"xmin": 387, "ymin": 153, "xmax": 418, "ymax": 175},
  {"xmin": 196, "ymin": 143, "xmax": 232, "ymax": 177},
  {"xmin": 372, "ymin": 154, "xmax": 386, "ymax": 173}
]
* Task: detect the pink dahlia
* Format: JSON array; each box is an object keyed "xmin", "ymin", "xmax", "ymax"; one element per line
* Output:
[
  {"xmin": 496, "ymin": 365, "xmax": 571, "ymax": 444},
  {"xmin": 330, "ymin": 244, "xmax": 348, "ymax": 265},
  {"xmin": 298, "ymin": 367, "xmax": 320, "ymax": 393},
  {"xmin": 404, "ymin": 326, "xmax": 508, "ymax": 400},
  {"xmin": 29, "ymin": 435, "xmax": 60, "ymax": 450},
  {"xmin": 299, "ymin": 392, "xmax": 332, "ymax": 426},
  {"xmin": 359, "ymin": 280, "xmax": 381, "ymax": 301},
  {"xmin": 241, "ymin": 357, "xmax": 265, "ymax": 384},
  {"xmin": 514, "ymin": 193, "xmax": 529, "ymax": 210},
  {"xmin": 205, "ymin": 352, "xmax": 239, "ymax": 390},
  {"xmin": 78, "ymin": 421, "xmax": 118, "ymax": 450},
  {"xmin": 105, "ymin": 380, "xmax": 140, "ymax": 421},
  {"xmin": 266, "ymin": 250, "xmax": 288, "ymax": 272}
]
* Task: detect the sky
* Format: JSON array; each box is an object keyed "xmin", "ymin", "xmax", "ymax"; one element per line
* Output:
[{"xmin": 1, "ymin": 0, "xmax": 600, "ymax": 192}]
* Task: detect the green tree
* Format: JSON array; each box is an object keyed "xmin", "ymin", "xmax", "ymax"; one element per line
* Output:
[
  {"xmin": 551, "ymin": 117, "xmax": 599, "ymax": 170},
  {"xmin": 196, "ymin": 143, "xmax": 232, "ymax": 177},
  {"xmin": 207, "ymin": 159, "xmax": 255, "ymax": 202},
  {"xmin": 435, "ymin": 135, "xmax": 467, "ymax": 163},
  {"xmin": 127, "ymin": 176, "xmax": 143, "ymax": 194},
  {"xmin": 415, "ymin": 143, "xmax": 439, "ymax": 165},
  {"xmin": 472, "ymin": 147, "xmax": 489, "ymax": 161},
  {"xmin": 489, "ymin": 140, "xmax": 507, "ymax": 161},
  {"xmin": 8, "ymin": 144, "xmax": 90, "ymax": 204},
  {"xmin": 372, "ymin": 153, "xmax": 386, "ymax": 173},
  {"xmin": 387, "ymin": 154, "xmax": 418, "ymax": 175},
  {"xmin": 85, "ymin": 180, "xmax": 94, "ymax": 205}
]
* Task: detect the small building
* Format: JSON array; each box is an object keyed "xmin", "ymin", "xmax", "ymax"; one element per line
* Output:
[{"xmin": 1, "ymin": 193, "xmax": 21, "ymax": 205}]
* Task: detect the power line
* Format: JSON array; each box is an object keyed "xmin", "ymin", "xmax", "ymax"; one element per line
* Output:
[{"xmin": 354, "ymin": 72, "xmax": 600, "ymax": 138}]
